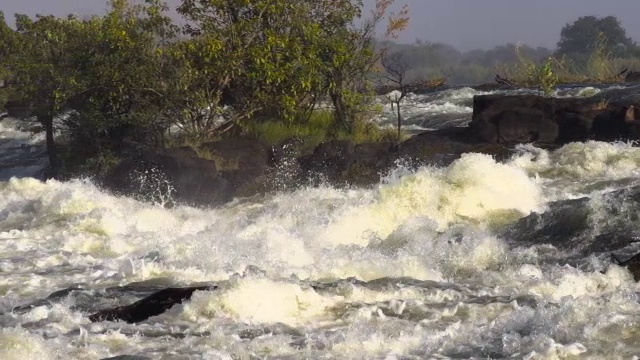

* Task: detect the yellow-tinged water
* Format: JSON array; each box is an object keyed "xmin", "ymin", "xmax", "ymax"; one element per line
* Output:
[{"xmin": 2, "ymin": 88, "xmax": 640, "ymax": 359}]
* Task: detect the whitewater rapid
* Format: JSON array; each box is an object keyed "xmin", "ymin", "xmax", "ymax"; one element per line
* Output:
[{"xmin": 2, "ymin": 87, "xmax": 640, "ymax": 359}]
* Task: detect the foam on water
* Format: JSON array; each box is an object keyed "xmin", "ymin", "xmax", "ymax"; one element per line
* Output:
[
  {"xmin": 510, "ymin": 141, "xmax": 640, "ymax": 198},
  {"xmin": 376, "ymin": 87, "xmax": 486, "ymax": 130},
  {"xmin": 3, "ymin": 107, "xmax": 640, "ymax": 358},
  {"xmin": 0, "ymin": 327, "xmax": 55, "ymax": 360},
  {"xmin": 182, "ymin": 277, "xmax": 333, "ymax": 326}
]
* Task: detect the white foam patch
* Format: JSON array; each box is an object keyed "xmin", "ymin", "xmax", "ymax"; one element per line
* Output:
[
  {"xmin": 0, "ymin": 327, "xmax": 54, "ymax": 360},
  {"xmin": 511, "ymin": 141, "xmax": 640, "ymax": 198},
  {"xmin": 554, "ymin": 86, "xmax": 602, "ymax": 98},
  {"xmin": 526, "ymin": 264, "xmax": 634, "ymax": 302},
  {"xmin": 182, "ymin": 278, "xmax": 334, "ymax": 326},
  {"xmin": 324, "ymin": 153, "xmax": 543, "ymax": 246},
  {"xmin": 0, "ymin": 151, "xmax": 544, "ymax": 285}
]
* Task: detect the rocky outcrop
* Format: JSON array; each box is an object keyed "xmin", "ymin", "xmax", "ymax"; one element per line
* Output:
[
  {"xmin": 103, "ymin": 145, "xmax": 233, "ymax": 206},
  {"xmin": 619, "ymin": 68, "xmax": 640, "ymax": 83},
  {"xmin": 102, "ymin": 139, "xmax": 273, "ymax": 206},
  {"xmin": 99, "ymin": 86, "xmax": 640, "ymax": 207},
  {"xmin": 101, "ymin": 127, "xmax": 512, "ymax": 206},
  {"xmin": 3, "ymin": 99, "xmax": 32, "ymax": 119},
  {"xmin": 298, "ymin": 128, "xmax": 510, "ymax": 186},
  {"xmin": 470, "ymin": 91, "xmax": 640, "ymax": 144}
]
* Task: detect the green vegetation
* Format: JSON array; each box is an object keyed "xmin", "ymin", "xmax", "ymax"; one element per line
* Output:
[
  {"xmin": 1, "ymin": 2, "xmax": 640, "ymax": 179},
  {"xmin": 557, "ymin": 16, "xmax": 637, "ymax": 62},
  {"xmin": 0, "ymin": 0, "xmax": 409, "ymax": 176},
  {"xmin": 498, "ymin": 31, "xmax": 639, "ymax": 91},
  {"xmin": 379, "ymin": 15, "xmax": 640, "ymax": 86},
  {"xmin": 246, "ymin": 109, "xmax": 397, "ymax": 150}
]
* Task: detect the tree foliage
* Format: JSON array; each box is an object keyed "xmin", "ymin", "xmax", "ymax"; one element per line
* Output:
[
  {"xmin": 1, "ymin": 0, "xmax": 409, "ymax": 176},
  {"xmin": 176, "ymin": 0, "xmax": 409, "ymax": 134},
  {"xmin": 556, "ymin": 16, "xmax": 636, "ymax": 61}
]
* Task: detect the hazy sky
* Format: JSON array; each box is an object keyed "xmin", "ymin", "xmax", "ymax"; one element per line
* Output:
[{"xmin": 2, "ymin": 0, "xmax": 640, "ymax": 51}]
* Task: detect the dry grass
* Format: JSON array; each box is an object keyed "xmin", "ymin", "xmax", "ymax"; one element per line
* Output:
[{"xmin": 497, "ymin": 36, "xmax": 637, "ymax": 88}]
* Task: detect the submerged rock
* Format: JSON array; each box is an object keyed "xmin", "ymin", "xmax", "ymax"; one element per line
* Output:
[
  {"xmin": 615, "ymin": 253, "xmax": 640, "ymax": 281},
  {"xmin": 8, "ymin": 286, "xmax": 86, "ymax": 315},
  {"xmin": 89, "ymin": 286, "xmax": 215, "ymax": 323},
  {"xmin": 501, "ymin": 185, "xmax": 640, "ymax": 275}
]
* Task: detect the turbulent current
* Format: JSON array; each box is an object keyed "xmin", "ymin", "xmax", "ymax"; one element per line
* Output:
[{"xmin": 2, "ymin": 86, "xmax": 640, "ymax": 359}]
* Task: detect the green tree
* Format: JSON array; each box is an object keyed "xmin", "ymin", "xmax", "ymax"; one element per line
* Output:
[
  {"xmin": 64, "ymin": 0, "xmax": 177, "ymax": 151},
  {"xmin": 0, "ymin": 12, "xmax": 18, "ymax": 109},
  {"xmin": 556, "ymin": 16, "xmax": 636, "ymax": 61},
  {"xmin": 319, "ymin": 0, "xmax": 408, "ymax": 133},
  {"xmin": 5, "ymin": 13, "xmax": 86, "ymax": 174},
  {"xmin": 176, "ymin": 0, "xmax": 352, "ymax": 136},
  {"xmin": 176, "ymin": 0, "xmax": 408, "ymax": 137},
  {"xmin": 1, "ymin": 1, "xmax": 176, "ymax": 175}
]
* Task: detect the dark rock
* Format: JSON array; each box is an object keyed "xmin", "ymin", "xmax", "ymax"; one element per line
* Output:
[
  {"xmin": 494, "ymin": 74, "xmax": 515, "ymax": 86},
  {"xmin": 102, "ymin": 139, "xmax": 274, "ymax": 207},
  {"xmin": 3, "ymin": 99, "xmax": 32, "ymax": 119},
  {"xmin": 298, "ymin": 140, "xmax": 356, "ymax": 182},
  {"xmin": 471, "ymin": 83, "xmax": 517, "ymax": 92},
  {"xmin": 396, "ymin": 129, "xmax": 509, "ymax": 164},
  {"xmin": 616, "ymin": 253, "xmax": 640, "ymax": 281},
  {"xmin": 298, "ymin": 129, "xmax": 511, "ymax": 187},
  {"xmin": 471, "ymin": 93, "xmax": 640, "ymax": 144},
  {"xmin": 471, "ymin": 94, "xmax": 555, "ymax": 144},
  {"xmin": 495, "ymin": 108, "xmax": 558, "ymax": 144},
  {"xmin": 10, "ymin": 286, "xmax": 85, "ymax": 315},
  {"xmin": 198, "ymin": 138, "xmax": 270, "ymax": 174},
  {"xmin": 103, "ymin": 145, "xmax": 232, "ymax": 206},
  {"xmin": 591, "ymin": 104, "xmax": 640, "ymax": 141},
  {"xmin": 624, "ymin": 70, "xmax": 640, "ymax": 83},
  {"xmin": 502, "ymin": 185, "xmax": 640, "ymax": 266},
  {"xmin": 89, "ymin": 286, "xmax": 214, "ymax": 323}
]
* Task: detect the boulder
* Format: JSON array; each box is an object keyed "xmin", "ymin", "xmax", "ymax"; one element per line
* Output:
[
  {"xmin": 299, "ymin": 128, "xmax": 511, "ymax": 187},
  {"xmin": 103, "ymin": 145, "xmax": 233, "ymax": 206},
  {"xmin": 298, "ymin": 140, "xmax": 356, "ymax": 183},
  {"xmin": 624, "ymin": 70, "xmax": 640, "ymax": 83},
  {"xmin": 3, "ymin": 99, "xmax": 32, "ymax": 119},
  {"xmin": 495, "ymin": 108, "xmax": 558, "ymax": 144},
  {"xmin": 102, "ymin": 139, "xmax": 274, "ymax": 207},
  {"xmin": 198, "ymin": 138, "xmax": 270, "ymax": 174},
  {"xmin": 471, "ymin": 93, "xmax": 640, "ymax": 144},
  {"xmin": 615, "ymin": 253, "xmax": 640, "ymax": 281},
  {"xmin": 89, "ymin": 286, "xmax": 214, "ymax": 323}
]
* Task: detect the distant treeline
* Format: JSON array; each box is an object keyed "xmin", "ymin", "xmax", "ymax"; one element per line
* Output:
[
  {"xmin": 382, "ymin": 15, "xmax": 640, "ymax": 85},
  {"xmin": 382, "ymin": 41, "xmax": 552, "ymax": 84}
]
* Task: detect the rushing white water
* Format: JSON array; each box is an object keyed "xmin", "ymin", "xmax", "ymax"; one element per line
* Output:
[
  {"xmin": 2, "ymin": 86, "xmax": 640, "ymax": 359},
  {"xmin": 0, "ymin": 118, "xmax": 47, "ymax": 181}
]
